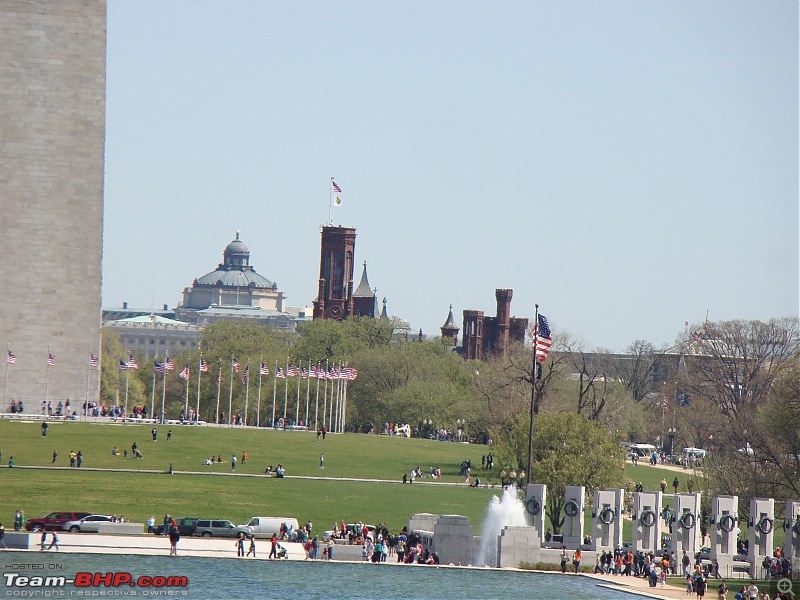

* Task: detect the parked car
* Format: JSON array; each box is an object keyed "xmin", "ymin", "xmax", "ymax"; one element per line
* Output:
[
  {"xmin": 192, "ymin": 519, "xmax": 250, "ymax": 538},
  {"xmin": 156, "ymin": 517, "xmax": 200, "ymax": 536},
  {"xmin": 26, "ymin": 512, "xmax": 92, "ymax": 532},
  {"xmin": 63, "ymin": 514, "xmax": 114, "ymax": 533},
  {"xmin": 240, "ymin": 516, "xmax": 299, "ymax": 539}
]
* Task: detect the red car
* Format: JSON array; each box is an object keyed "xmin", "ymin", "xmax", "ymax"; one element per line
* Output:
[{"xmin": 26, "ymin": 511, "xmax": 91, "ymax": 532}]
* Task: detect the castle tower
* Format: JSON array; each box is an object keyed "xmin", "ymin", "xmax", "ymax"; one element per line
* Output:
[
  {"xmin": 494, "ymin": 289, "xmax": 513, "ymax": 356},
  {"xmin": 0, "ymin": 2, "xmax": 106, "ymax": 408},
  {"xmin": 313, "ymin": 226, "xmax": 356, "ymax": 320},
  {"xmin": 352, "ymin": 261, "xmax": 376, "ymax": 317},
  {"xmin": 462, "ymin": 310, "xmax": 485, "ymax": 360},
  {"xmin": 440, "ymin": 305, "xmax": 459, "ymax": 346}
]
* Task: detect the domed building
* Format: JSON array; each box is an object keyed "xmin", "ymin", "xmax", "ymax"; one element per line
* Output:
[{"xmin": 180, "ymin": 231, "xmax": 286, "ymax": 312}]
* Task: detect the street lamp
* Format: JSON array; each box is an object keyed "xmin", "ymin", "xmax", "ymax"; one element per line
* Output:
[{"xmin": 668, "ymin": 427, "xmax": 677, "ymax": 458}]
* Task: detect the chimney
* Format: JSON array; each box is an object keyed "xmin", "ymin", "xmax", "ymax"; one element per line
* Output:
[{"xmin": 122, "ymin": 301, "xmax": 128, "ymax": 309}]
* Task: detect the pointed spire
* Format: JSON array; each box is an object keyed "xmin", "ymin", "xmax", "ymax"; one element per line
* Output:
[
  {"xmin": 441, "ymin": 304, "xmax": 459, "ymax": 331},
  {"xmin": 380, "ymin": 297, "xmax": 389, "ymax": 320},
  {"xmin": 353, "ymin": 261, "xmax": 374, "ymax": 298}
]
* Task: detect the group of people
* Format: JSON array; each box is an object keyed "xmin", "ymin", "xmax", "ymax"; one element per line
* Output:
[{"xmin": 264, "ymin": 464, "xmax": 286, "ymax": 477}]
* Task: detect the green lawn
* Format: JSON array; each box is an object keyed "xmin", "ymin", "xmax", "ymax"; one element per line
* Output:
[
  {"xmin": 0, "ymin": 419, "xmax": 725, "ymax": 539},
  {"xmin": 0, "ymin": 420, "xmax": 487, "ymax": 481},
  {"xmin": 0, "ymin": 468, "xmax": 496, "ymax": 534}
]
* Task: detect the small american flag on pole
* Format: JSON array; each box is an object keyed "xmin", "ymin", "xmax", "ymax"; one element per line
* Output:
[
  {"xmin": 259, "ymin": 362, "xmax": 269, "ymax": 376},
  {"xmin": 287, "ymin": 364, "xmax": 300, "ymax": 377},
  {"xmin": 128, "ymin": 355, "xmax": 139, "ymax": 370},
  {"xmin": 275, "ymin": 367, "xmax": 285, "ymax": 379},
  {"xmin": 232, "ymin": 359, "xmax": 240, "ymax": 373},
  {"xmin": 532, "ymin": 314, "xmax": 553, "ymax": 363},
  {"xmin": 164, "ymin": 357, "xmax": 174, "ymax": 372},
  {"xmin": 154, "ymin": 361, "xmax": 167, "ymax": 374},
  {"xmin": 240, "ymin": 365, "xmax": 249, "ymax": 384},
  {"xmin": 216, "ymin": 367, "xmax": 222, "ymax": 383},
  {"xmin": 331, "ymin": 179, "xmax": 342, "ymax": 193},
  {"xmin": 48, "ymin": 353, "xmax": 56, "ymax": 366},
  {"xmin": 89, "ymin": 354, "xmax": 99, "ymax": 369},
  {"xmin": 199, "ymin": 358, "xmax": 209, "ymax": 372},
  {"xmin": 7, "ymin": 350, "xmax": 16, "ymax": 364},
  {"xmin": 179, "ymin": 365, "xmax": 190, "ymax": 381}
]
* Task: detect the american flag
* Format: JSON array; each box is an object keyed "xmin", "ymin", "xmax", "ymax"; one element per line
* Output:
[
  {"xmin": 154, "ymin": 361, "xmax": 168, "ymax": 374},
  {"xmin": 259, "ymin": 362, "xmax": 269, "ymax": 376},
  {"xmin": 662, "ymin": 395, "xmax": 669, "ymax": 414},
  {"xmin": 199, "ymin": 358, "xmax": 209, "ymax": 372},
  {"xmin": 216, "ymin": 367, "xmax": 222, "ymax": 383},
  {"xmin": 118, "ymin": 359, "xmax": 129, "ymax": 370},
  {"xmin": 327, "ymin": 368, "xmax": 338, "ymax": 380},
  {"xmin": 232, "ymin": 359, "xmax": 240, "ymax": 373},
  {"xmin": 128, "ymin": 355, "xmax": 139, "ymax": 370},
  {"xmin": 7, "ymin": 350, "xmax": 16, "ymax": 364},
  {"xmin": 240, "ymin": 365, "xmax": 249, "ymax": 384},
  {"xmin": 48, "ymin": 353, "xmax": 56, "ymax": 366},
  {"xmin": 164, "ymin": 357, "xmax": 174, "ymax": 372},
  {"xmin": 532, "ymin": 314, "xmax": 553, "ymax": 363},
  {"xmin": 275, "ymin": 367, "xmax": 285, "ymax": 379},
  {"xmin": 89, "ymin": 354, "xmax": 99, "ymax": 369},
  {"xmin": 301, "ymin": 367, "xmax": 308, "ymax": 379},
  {"xmin": 343, "ymin": 367, "xmax": 358, "ymax": 380},
  {"xmin": 287, "ymin": 364, "xmax": 300, "ymax": 377},
  {"xmin": 179, "ymin": 365, "xmax": 190, "ymax": 381},
  {"xmin": 317, "ymin": 368, "xmax": 327, "ymax": 379},
  {"xmin": 331, "ymin": 179, "xmax": 342, "ymax": 193}
]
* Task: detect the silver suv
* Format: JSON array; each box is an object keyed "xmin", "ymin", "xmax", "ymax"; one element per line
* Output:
[{"xmin": 193, "ymin": 519, "xmax": 249, "ymax": 538}]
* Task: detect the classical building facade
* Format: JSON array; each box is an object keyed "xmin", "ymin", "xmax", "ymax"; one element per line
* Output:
[
  {"xmin": 460, "ymin": 289, "xmax": 528, "ymax": 361},
  {"xmin": 0, "ymin": 1, "xmax": 106, "ymax": 410},
  {"xmin": 104, "ymin": 315, "xmax": 202, "ymax": 358}
]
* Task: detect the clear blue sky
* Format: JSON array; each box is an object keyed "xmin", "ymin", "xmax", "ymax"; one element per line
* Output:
[{"xmin": 103, "ymin": 1, "xmax": 799, "ymax": 352}]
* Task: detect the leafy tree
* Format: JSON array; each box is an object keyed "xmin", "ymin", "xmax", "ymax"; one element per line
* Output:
[
  {"xmin": 492, "ymin": 411, "xmax": 624, "ymax": 533},
  {"xmin": 295, "ymin": 317, "xmax": 393, "ymax": 361}
]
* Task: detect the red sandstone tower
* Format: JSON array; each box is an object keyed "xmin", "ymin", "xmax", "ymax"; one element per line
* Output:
[
  {"xmin": 312, "ymin": 226, "xmax": 356, "ymax": 321},
  {"xmin": 460, "ymin": 289, "xmax": 528, "ymax": 360}
]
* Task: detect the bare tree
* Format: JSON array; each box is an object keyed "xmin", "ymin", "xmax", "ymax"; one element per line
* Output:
[
  {"xmin": 677, "ymin": 317, "xmax": 799, "ymax": 420},
  {"xmin": 609, "ymin": 340, "xmax": 661, "ymax": 402}
]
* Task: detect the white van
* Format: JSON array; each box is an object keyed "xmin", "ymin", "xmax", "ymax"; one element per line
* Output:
[{"xmin": 240, "ymin": 516, "xmax": 299, "ymax": 539}]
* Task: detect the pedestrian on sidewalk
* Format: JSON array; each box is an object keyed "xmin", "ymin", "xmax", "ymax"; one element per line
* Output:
[
  {"xmin": 47, "ymin": 532, "xmax": 59, "ymax": 551},
  {"xmin": 320, "ymin": 453, "xmax": 324, "ymax": 469}
]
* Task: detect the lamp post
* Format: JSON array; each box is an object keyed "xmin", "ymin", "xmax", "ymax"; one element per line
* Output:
[{"xmin": 668, "ymin": 427, "xmax": 676, "ymax": 458}]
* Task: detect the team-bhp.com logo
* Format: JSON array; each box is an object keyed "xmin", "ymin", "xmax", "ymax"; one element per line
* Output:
[{"xmin": 3, "ymin": 572, "xmax": 188, "ymax": 596}]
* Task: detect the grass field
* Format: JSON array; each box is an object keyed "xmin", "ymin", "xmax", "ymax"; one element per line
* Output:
[{"xmin": 0, "ymin": 419, "xmax": 715, "ymax": 538}]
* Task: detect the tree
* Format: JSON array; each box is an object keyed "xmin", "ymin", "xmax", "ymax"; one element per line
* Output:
[
  {"xmin": 677, "ymin": 317, "xmax": 799, "ymax": 420},
  {"xmin": 492, "ymin": 412, "xmax": 625, "ymax": 533},
  {"xmin": 612, "ymin": 340, "xmax": 660, "ymax": 403}
]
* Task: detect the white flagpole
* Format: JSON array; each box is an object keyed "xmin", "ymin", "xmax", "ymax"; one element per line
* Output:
[
  {"xmin": 305, "ymin": 360, "xmax": 311, "ymax": 427},
  {"xmin": 160, "ymin": 353, "xmax": 167, "ymax": 424},
  {"xmin": 195, "ymin": 352, "xmax": 203, "ymax": 423},
  {"xmin": 314, "ymin": 361, "xmax": 321, "ymax": 432},
  {"xmin": 45, "ymin": 344, "xmax": 52, "ymax": 411},
  {"xmin": 295, "ymin": 363, "xmax": 301, "ymax": 425},
  {"xmin": 328, "ymin": 370, "xmax": 335, "ymax": 432},
  {"xmin": 123, "ymin": 349, "xmax": 130, "ymax": 420},
  {"xmin": 85, "ymin": 348, "xmax": 91, "ymax": 420},
  {"xmin": 244, "ymin": 364, "xmax": 250, "ymax": 426},
  {"xmin": 227, "ymin": 356, "xmax": 235, "ymax": 427},
  {"xmin": 283, "ymin": 357, "xmax": 289, "ymax": 420},
  {"xmin": 4, "ymin": 345, "xmax": 10, "ymax": 411},
  {"xmin": 150, "ymin": 359, "xmax": 156, "ymax": 422},
  {"xmin": 214, "ymin": 362, "xmax": 222, "ymax": 424},
  {"xmin": 271, "ymin": 360, "xmax": 278, "ymax": 427},
  {"xmin": 183, "ymin": 359, "xmax": 190, "ymax": 418},
  {"xmin": 322, "ymin": 358, "xmax": 329, "ymax": 429},
  {"xmin": 256, "ymin": 357, "xmax": 263, "ymax": 428}
]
